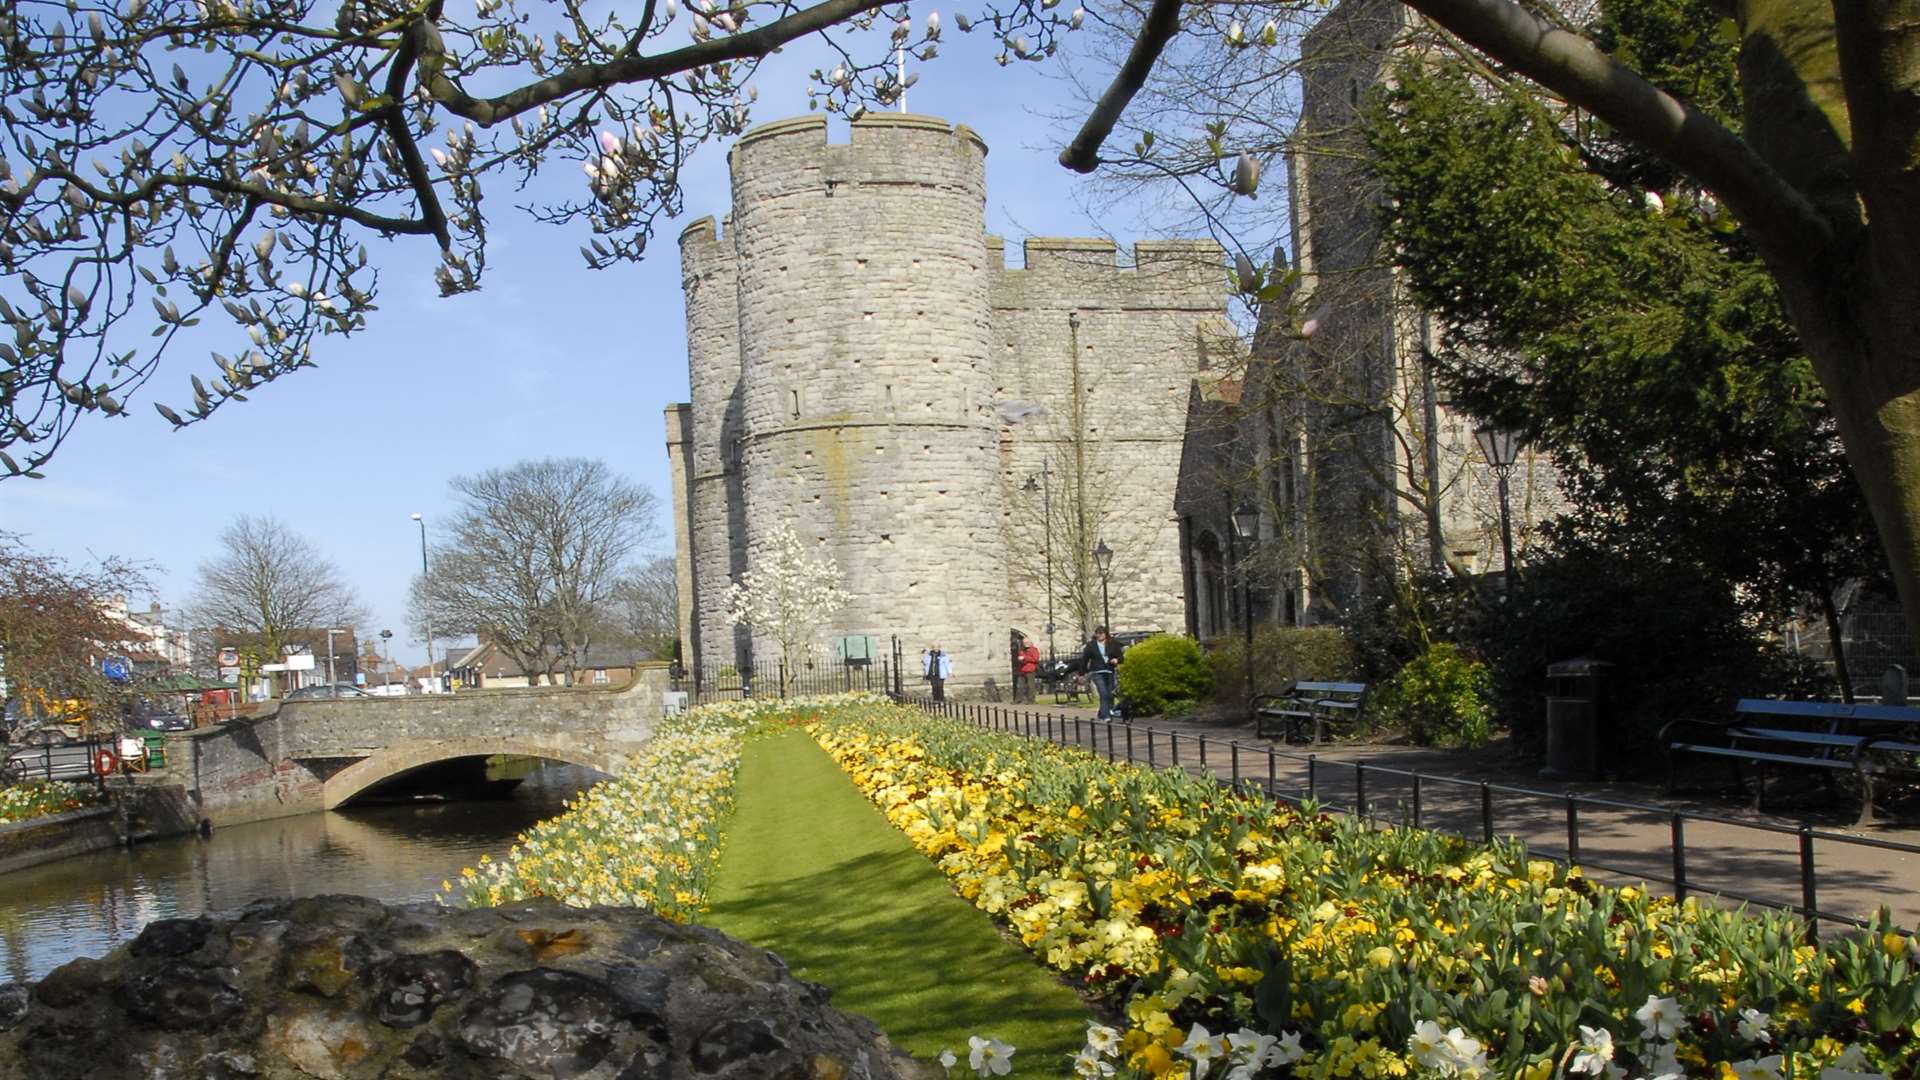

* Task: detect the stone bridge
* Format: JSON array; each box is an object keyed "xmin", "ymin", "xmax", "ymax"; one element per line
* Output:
[{"xmin": 171, "ymin": 666, "xmax": 671, "ymax": 828}]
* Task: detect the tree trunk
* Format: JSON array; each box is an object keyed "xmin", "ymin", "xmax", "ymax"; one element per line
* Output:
[{"xmin": 1818, "ymin": 583, "xmax": 1854, "ymax": 703}]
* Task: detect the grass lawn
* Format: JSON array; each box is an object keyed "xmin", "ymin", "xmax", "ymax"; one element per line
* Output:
[{"xmin": 705, "ymin": 730, "xmax": 1091, "ymax": 1076}]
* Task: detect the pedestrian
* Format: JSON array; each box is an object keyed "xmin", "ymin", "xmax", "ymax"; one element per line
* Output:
[
  {"xmin": 1014, "ymin": 636, "xmax": 1041, "ymax": 703},
  {"xmin": 1081, "ymin": 626, "xmax": 1123, "ymax": 720},
  {"xmin": 924, "ymin": 645, "xmax": 952, "ymax": 702}
]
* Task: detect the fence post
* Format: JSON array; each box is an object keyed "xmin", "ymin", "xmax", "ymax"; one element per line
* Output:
[
  {"xmin": 1146, "ymin": 730, "xmax": 1155, "ymax": 767},
  {"xmin": 1355, "ymin": 762, "xmax": 1367, "ymax": 822},
  {"xmin": 1480, "ymin": 782, "xmax": 1494, "ymax": 845},
  {"xmin": 1267, "ymin": 747, "xmax": 1277, "ymax": 798},
  {"xmin": 1670, "ymin": 813, "xmax": 1688, "ymax": 902},
  {"xmin": 1231, "ymin": 742, "xmax": 1240, "ymax": 785},
  {"xmin": 1799, "ymin": 823, "xmax": 1819, "ymax": 944},
  {"xmin": 1307, "ymin": 754, "xmax": 1317, "ymax": 802},
  {"xmin": 1411, "ymin": 772, "xmax": 1422, "ymax": 829},
  {"xmin": 1566, "ymin": 796, "xmax": 1581, "ymax": 865},
  {"xmin": 1125, "ymin": 725, "xmax": 1134, "ymax": 763}
]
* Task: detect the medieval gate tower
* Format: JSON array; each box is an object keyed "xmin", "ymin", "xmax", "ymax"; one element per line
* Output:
[{"xmin": 665, "ymin": 113, "xmax": 1229, "ymax": 689}]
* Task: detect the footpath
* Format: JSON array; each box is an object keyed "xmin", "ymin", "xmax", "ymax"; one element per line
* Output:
[
  {"xmin": 919, "ymin": 698, "xmax": 1920, "ymax": 933},
  {"xmin": 704, "ymin": 730, "xmax": 1088, "ymax": 1077}
]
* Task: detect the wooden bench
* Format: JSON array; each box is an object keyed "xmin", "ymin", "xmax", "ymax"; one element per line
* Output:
[
  {"xmin": 1662, "ymin": 699, "xmax": 1920, "ymax": 825},
  {"xmin": 1251, "ymin": 681, "xmax": 1370, "ymax": 743}
]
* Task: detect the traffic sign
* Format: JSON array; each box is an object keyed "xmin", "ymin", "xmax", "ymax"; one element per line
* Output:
[
  {"xmin": 217, "ymin": 647, "xmax": 240, "ymax": 667},
  {"xmin": 101, "ymin": 655, "xmax": 132, "ymax": 682}
]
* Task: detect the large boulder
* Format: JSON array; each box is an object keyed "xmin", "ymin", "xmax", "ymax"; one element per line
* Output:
[{"xmin": 0, "ymin": 895, "xmax": 941, "ymax": 1080}]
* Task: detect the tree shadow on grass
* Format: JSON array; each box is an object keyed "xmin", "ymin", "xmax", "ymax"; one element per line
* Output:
[{"xmin": 706, "ymin": 838, "xmax": 1088, "ymax": 1072}]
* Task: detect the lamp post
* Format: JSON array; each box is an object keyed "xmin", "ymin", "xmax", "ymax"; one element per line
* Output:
[
  {"xmin": 1473, "ymin": 427, "xmax": 1522, "ymax": 587},
  {"xmin": 411, "ymin": 512, "xmax": 437, "ymax": 692},
  {"xmin": 1024, "ymin": 461, "xmax": 1057, "ymax": 667},
  {"xmin": 325, "ymin": 628, "xmax": 350, "ymax": 687},
  {"xmin": 1093, "ymin": 540, "xmax": 1113, "ymax": 632},
  {"xmin": 1232, "ymin": 502, "xmax": 1260, "ymax": 697}
]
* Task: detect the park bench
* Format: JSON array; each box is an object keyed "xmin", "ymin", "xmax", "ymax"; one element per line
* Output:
[
  {"xmin": 1661, "ymin": 699, "xmax": 1920, "ymax": 825},
  {"xmin": 1251, "ymin": 681, "xmax": 1370, "ymax": 743}
]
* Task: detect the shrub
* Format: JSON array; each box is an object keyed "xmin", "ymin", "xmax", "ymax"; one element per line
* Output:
[
  {"xmin": 1376, "ymin": 642, "xmax": 1495, "ymax": 746},
  {"xmin": 1162, "ymin": 698, "xmax": 1198, "ymax": 719},
  {"xmin": 1206, "ymin": 625, "xmax": 1357, "ymax": 702},
  {"xmin": 1116, "ymin": 635, "xmax": 1213, "ymax": 716}
]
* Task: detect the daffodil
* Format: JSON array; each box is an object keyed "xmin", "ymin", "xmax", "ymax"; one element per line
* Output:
[{"xmin": 967, "ymin": 1035, "xmax": 1014, "ymax": 1077}]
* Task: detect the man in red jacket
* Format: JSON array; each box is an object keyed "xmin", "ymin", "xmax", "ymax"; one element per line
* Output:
[{"xmin": 1014, "ymin": 636, "xmax": 1041, "ymax": 703}]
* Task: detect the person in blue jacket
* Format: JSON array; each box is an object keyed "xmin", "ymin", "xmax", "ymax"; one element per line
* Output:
[{"xmin": 922, "ymin": 645, "xmax": 952, "ymax": 702}]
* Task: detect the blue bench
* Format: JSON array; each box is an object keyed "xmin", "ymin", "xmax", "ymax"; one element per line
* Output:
[
  {"xmin": 1662, "ymin": 699, "xmax": 1920, "ymax": 825},
  {"xmin": 1251, "ymin": 681, "xmax": 1369, "ymax": 743}
]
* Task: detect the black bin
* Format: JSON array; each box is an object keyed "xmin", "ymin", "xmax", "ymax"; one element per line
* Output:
[{"xmin": 1542, "ymin": 658, "xmax": 1612, "ymax": 780}]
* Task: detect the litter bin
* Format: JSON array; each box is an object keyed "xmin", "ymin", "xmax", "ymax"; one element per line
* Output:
[{"xmin": 1542, "ymin": 658, "xmax": 1612, "ymax": 780}]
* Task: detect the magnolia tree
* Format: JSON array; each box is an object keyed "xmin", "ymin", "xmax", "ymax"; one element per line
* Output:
[
  {"xmin": 0, "ymin": 0, "xmax": 1084, "ymax": 475},
  {"xmin": 724, "ymin": 520, "xmax": 848, "ymax": 686}
]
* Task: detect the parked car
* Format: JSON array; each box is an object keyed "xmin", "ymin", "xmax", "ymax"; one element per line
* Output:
[
  {"xmin": 285, "ymin": 683, "xmax": 373, "ymax": 702},
  {"xmin": 126, "ymin": 697, "xmax": 193, "ymax": 732},
  {"xmin": 362, "ymin": 682, "xmax": 414, "ymax": 698}
]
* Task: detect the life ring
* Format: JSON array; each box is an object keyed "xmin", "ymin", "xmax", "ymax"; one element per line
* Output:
[{"xmin": 93, "ymin": 748, "xmax": 120, "ymax": 776}]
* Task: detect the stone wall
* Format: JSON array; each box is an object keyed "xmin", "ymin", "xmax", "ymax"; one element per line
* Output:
[
  {"xmin": 0, "ymin": 807, "xmax": 124, "ymax": 877},
  {"xmin": 670, "ymin": 113, "xmax": 1229, "ymax": 686},
  {"xmin": 176, "ymin": 668, "xmax": 668, "ymax": 828}
]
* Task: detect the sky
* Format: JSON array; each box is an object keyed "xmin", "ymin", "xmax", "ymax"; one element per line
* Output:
[{"xmin": 0, "ymin": 16, "xmax": 1236, "ymax": 666}]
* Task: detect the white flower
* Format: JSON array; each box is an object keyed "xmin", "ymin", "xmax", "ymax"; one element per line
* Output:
[
  {"xmin": 1226, "ymin": 19, "xmax": 1245, "ymax": 44},
  {"xmin": 1729, "ymin": 1056, "xmax": 1785, "ymax": 1080},
  {"xmin": 599, "ymin": 130, "xmax": 621, "ymax": 155},
  {"xmin": 926, "ymin": 10, "xmax": 939, "ymax": 35},
  {"xmin": 1269, "ymin": 1031, "xmax": 1305, "ymax": 1066},
  {"xmin": 1644, "ymin": 1040, "xmax": 1683, "ymax": 1080},
  {"xmin": 1085, "ymin": 1024, "xmax": 1122, "ymax": 1057},
  {"xmin": 1229, "ymin": 152, "xmax": 1261, "ymax": 197},
  {"xmin": 1569, "ymin": 1026, "xmax": 1615, "ymax": 1076},
  {"xmin": 1820, "ymin": 1044, "xmax": 1887, "ymax": 1080},
  {"xmin": 1069, "ymin": 5, "xmax": 1084, "ymax": 28},
  {"xmin": 1737, "ymin": 1008, "xmax": 1772, "ymax": 1045},
  {"xmin": 1635, "ymin": 995, "xmax": 1682, "ymax": 1041},
  {"xmin": 938, "ymin": 1048, "xmax": 957, "ymax": 1072},
  {"xmin": 1643, "ymin": 190, "xmax": 1665, "ymax": 213},
  {"xmin": 1227, "ymin": 1029, "xmax": 1277, "ymax": 1064},
  {"xmin": 1408, "ymin": 1021, "xmax": 1449, "ymax": 1071},
  {"xmin": 1234, "ymin": 251, "xmax": 1256, "ymax": 290},
  {"xmin": 967, "ymin": 1035, "xmax": 1014, "ymax": 1077},
  {"xmin": 1177, "ymin": 1024, "xmax": 1228, "ymax": 1068},
  {"xmin": 1072, "ymin": 1049, "xmax": 1115, "ymax": 1078}
]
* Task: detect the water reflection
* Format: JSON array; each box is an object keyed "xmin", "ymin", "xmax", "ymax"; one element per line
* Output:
[{"xmin": 0, "ymin": 762, "xmax": 600, "ymax": 983}]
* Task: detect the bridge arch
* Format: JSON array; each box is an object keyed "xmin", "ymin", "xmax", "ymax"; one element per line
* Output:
[{"xmin": 321, "ymin": 736, "xmax": 628, "ymax": 810}]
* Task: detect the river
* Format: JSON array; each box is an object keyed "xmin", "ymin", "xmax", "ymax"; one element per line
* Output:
[{"xmin": 0, "ymin": 763, "xmax": 602, "ymax": 984}]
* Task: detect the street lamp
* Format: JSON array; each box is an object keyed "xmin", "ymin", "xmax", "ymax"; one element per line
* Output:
[
  {"xmin": 411, "ymin": 512, "xmax": 438, "ymax": 693},
  {"xmin": 1024, "ymin": 461, "xmax": 1057, "ymax": 668},
  {"xmin": 325, "ymin": 628, "xmax": 351, "ymax": 687},
  {"xmin": 379, "ymin": 629, "xmax": 393, "ymax": 688},
  {"xmin": 1232, "ymin": 502, "xmax": 1260, "ymax": 696},
  {"xmin": 1093, "ymin": 540, "xmax": 1113, "ymax": 632},
  {"xmin": 1473, "ymin": 426, "xmax": 1522, "ymax": 586}
]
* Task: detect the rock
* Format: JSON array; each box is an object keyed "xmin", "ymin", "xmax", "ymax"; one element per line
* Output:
[{"xmin": 0, "ymin": 896, "xmax": 942, "ymax": 1080}]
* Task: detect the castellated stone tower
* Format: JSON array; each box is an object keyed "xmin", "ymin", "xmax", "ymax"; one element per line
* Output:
[{"xmin": 667, "ymin": 113, "xmax": 1229, "ymax": 689}]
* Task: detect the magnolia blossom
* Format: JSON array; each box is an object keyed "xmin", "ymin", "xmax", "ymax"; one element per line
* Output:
[
  {"xmin": 1229, "ymin": 152, "xmax": 1261, "ymax": 197},
  {"xmin": 1070, "ymin": 6, "xmax": 1085, "ymax": 28},
  {"xmin": 1569, "ymin": 1027, "xmax": 1615, "ymax": 1076},
  {"xmin": 1226, "ymin": 19, "xmax": 1245, "ymax": 44},
  {"xmin": 1635, "ymin": 995, "xmax": 1682, "ymax": 1041},
  {"xmin": 967, "ymin": 1035, "xmax": 1014, "ymax": 1077}
]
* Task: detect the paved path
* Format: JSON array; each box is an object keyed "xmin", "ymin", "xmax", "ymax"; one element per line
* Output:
[{"xmin": 912, "ymin": 698, "xmax": 1920, "ymax": 934}]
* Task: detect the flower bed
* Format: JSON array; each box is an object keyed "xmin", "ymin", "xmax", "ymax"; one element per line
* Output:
[
  {"xmin": 443, "ymin": 695, "xmax": 884, "ymax": 919},
  {"xmin": 813, "ymin": 704, "xmax": 1919, "ymax": 1080},
  {"xmin": 0, "ymin": 781, "xmax": 101, "ymax": 826}
]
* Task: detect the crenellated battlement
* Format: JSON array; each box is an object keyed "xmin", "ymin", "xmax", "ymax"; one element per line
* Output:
[
  {"xmin": 728, "ymin": 113, "xmax": 987, "ymax": 200},
  {"xmin": 988, "ymin": 234, "xmax": 1225, "ymax": 311}
]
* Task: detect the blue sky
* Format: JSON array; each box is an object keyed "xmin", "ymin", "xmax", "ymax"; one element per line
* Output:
[{"xmin": 0, "ymin": 22, "xmax": 1227, "ymax": 665}]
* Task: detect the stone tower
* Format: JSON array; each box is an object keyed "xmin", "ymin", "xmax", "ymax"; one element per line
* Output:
[{"xmin": 667, "ymin": 113, "xmax": 1229, "ymax": 689}]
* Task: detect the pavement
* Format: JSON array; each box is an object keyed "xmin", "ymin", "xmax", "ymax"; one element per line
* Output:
[{"xmin": 915, "ymin": 697, "xmax": 1920, "ymax": 934}]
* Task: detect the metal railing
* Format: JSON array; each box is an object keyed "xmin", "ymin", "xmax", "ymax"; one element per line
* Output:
[
  {"xmin": 903, "ymin": 697, "xmax": 1920, "ymax": 942},
  {"xmin": 674, "ymin": 658, "xmax": 900, "ymax": 705}
]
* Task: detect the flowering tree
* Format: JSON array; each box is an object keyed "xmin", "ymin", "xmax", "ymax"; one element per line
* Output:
[{"xmin": 724, "ymin": 520, "xmax": 847, "ymax": 687}]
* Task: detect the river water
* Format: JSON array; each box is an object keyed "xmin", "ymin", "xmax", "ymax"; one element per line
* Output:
[{"xmin": 0, "ymin": 763, "xmax": 602, "ymax": 984}]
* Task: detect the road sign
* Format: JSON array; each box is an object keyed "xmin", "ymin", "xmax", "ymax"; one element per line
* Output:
[
  {"xmin": 101, "ymin": 655, "xmax": 132, "ymax": 682},
  {"xmin": 217, "ymin": 647, "xmax": 240, "ymax": 667}
]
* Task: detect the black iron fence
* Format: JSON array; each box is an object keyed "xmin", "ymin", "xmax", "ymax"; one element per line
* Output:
[
  {"xmin": 672, "ymin": 658, "xmax": 902, "ymax": 704},
  {"xmin": 903, "ymin": 697, "xmax": 1920, "ymax": 943}
]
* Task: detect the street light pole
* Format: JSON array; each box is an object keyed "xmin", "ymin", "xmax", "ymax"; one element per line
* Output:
[
  {"xmin": 379, "ymin": 629, "xmax": 393, "ymax": 688},
  {"xmin": 411, "ymin": 513, "xmax": 436, "ymax": 692},
  {"xmin": 1473, "ymin": 428, "xmax": 1522, "ymax": 589},
  {"xmin": 1024, "ymin": 462, "xmax": 1058, "ymax": 668},
  {"xmin": 1232, "ymin": 503, "xmax": 1260, "ymax": 698},
  {"xmin": 1093, "ymin": 540, "xmax": 1113, "ymax": 631},
  {"xmin": 325, "ymin": 628, "xmax": 347, "ymax": 686}
]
